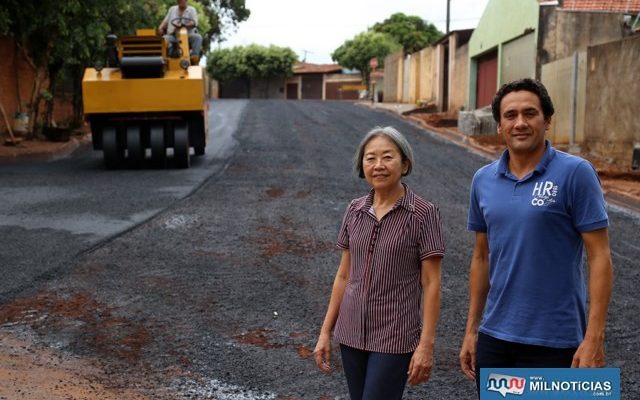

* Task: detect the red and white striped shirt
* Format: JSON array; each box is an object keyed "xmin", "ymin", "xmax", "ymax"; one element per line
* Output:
[{"xmin": 334, "ymin": 184, "xmax": 445, "ymax": 353}]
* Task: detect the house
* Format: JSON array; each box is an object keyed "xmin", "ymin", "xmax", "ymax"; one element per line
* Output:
[
  {"xmin": 467, "ymin": 0, "xmax": 540, "ymax": 109},
  {"xmin": 552, "ymin": 0, "xmax": 640, "ymax": 167},
  {"xmin": 287, "ymin": 62, "xmax": 363, "ymax": 100},
  {"xmin": 382, "ymin": 29, "xmax": 473, "ymax": 114},
  {"xmin": 467, "ymin": 0, "xmax": 639, "ymax": 106},
  {"xmin": 467, "ymin": 0, "xmax": 637, "ymax": 108},
  {"xmin": 382, "ymin": 51, "xmax": 403, "ymax": 103},
  {"xmin": 383, "ymin": 48, "xmax": 435, "ymax": 105},
  {"xmin": 582, "ymin": 34, "xmax": 640, "ymax": 167},
  {"xmin": 218, "ymin": 76, "xmax": 285, "ymax": 99},
  {"xmin": 459, "ymin": 0, "xmax": 640, "ymax": 165},
  {"xmin": 217, "ymin": 62, "xmax": 363, "ymax": 100},
  {"xmin": 434, "ymin": 29, "xmax": 473, "ymax": 112}
]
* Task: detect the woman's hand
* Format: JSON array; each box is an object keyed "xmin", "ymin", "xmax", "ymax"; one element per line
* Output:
[
  {"xmin": 314, "ymin": 250, "xmax": 350, "ymax": 375},
  {"xmin": 313, "ymin": 334, "xmax": 332, "ymax": 373},
  {"xmin": 407, "ymin": 344, "xmax": 433, "ymax": 385}
]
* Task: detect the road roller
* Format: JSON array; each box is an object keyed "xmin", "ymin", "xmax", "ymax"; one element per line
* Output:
[{"xmin": 82, "ymin": 21, "xmax": 207, "ymax": 168}]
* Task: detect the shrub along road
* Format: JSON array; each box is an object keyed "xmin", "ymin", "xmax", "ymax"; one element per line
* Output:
[{"xmin": 0, "ymin": 100, "xmax": 638, "ymax": 399}]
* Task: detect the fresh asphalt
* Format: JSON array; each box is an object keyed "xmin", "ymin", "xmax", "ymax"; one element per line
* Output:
[
  {"xmin": 0, "ymin": 99, "xmax": 246, "ymax": 300},
  {"xmin": 0, "ymin": 100, "xmax": 638, "ymax": 399}
]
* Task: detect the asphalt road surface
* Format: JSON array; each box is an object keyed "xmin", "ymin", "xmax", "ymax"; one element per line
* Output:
[
  {"xmin": 0, "ymin": 100, "xmax": 638, "ymax": 399},
  {"xmin": 0, "ymin": 100, "xmax": 245, "ymax": 301}
]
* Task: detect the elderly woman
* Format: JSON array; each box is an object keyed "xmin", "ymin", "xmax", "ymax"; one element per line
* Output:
[{"xmin": 314, "ymin": 126, "xmax": 445, "ymax": 399}]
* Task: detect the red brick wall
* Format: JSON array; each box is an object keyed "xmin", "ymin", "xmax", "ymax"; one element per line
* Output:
[
  {"xmin": 0, "ymin": 36, "xmax": 75, "ymax": 135},
  {"xmin": 0, "ymin": 36, "xmax": 35, "ymax": 131}
]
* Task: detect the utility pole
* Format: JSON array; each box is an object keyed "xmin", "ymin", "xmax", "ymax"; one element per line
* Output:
[
  {"xmin": 301, "ymin": 49, "xmax": 312, "ymax": 63},
  {"xmin": 446, "ymin": 0, "xmax": 451, "ymax": 34}
]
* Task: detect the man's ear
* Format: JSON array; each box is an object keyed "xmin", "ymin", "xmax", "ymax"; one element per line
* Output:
[{"xmin": 545, "ymin": 118, "xmax": 551, "ymax": 131}]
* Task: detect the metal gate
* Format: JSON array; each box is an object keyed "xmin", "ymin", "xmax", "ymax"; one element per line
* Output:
[
  {"xmin": 286, "ymin": 83, "xmax": 298, "ymax": 99},
  {"xmin": 476, "ymin": 50, "xmax": 498, "ymax": 108},
  {"xmin": 301, "ymin": 74, "xmax": 323, "ymax": 100}
]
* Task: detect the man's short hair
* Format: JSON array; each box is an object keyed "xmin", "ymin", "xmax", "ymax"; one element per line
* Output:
[{"xmin": 491, "ymin": 78, "xmax": 555, "ymax": 122}]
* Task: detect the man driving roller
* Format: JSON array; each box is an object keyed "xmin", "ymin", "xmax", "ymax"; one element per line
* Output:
[{"xmin": 157, "ymin": 0, "xmax": 202, "ymax": 63}]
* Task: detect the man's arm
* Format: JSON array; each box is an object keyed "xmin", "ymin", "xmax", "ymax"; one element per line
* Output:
[
  {"xmin": 185, "ymin": 7, "xmax": 198, "ymax": 28},
  {"xmin": 572, "ymin": 227, "xmax": 613, "ymax": 367},
  {"xmin": 157, "ymin": 12, "xmax": 170, "ymax": 35},
  {"xmin": 460, "ymin": 231, "xmax": 490, "ymax": 380}
]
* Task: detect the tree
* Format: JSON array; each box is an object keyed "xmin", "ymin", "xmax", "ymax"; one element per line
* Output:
[
  {"xmin": 193, "ymin": 0, "xmax": 250, "ymax": 48},
  {"xmin": 372, "ymin": 13, "xmax": 443, "ymax": 55},
  {"xmin": 331, "ymin": 31, "xmax": 401, "ymax": 84},
  {"xmin": 207, "ymin": 44, "xmax": 297, "ymax": 97},
  {"xmin": 206, "ymin": 47, "xmax": 247, "ymax": 83}
]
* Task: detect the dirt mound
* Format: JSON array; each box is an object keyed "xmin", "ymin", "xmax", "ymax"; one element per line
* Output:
[{"xmin": 408, "ymin": 111, "xmax": 459, "ymax": 127}]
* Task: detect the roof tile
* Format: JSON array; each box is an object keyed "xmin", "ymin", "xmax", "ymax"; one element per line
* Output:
[
  {"xmin": 562, "ymin": 0, "xmax": 640, "ymax": 13},
  {"xmin": 293, "ymin": 62, "xmax": 343, "ymax": 74}
]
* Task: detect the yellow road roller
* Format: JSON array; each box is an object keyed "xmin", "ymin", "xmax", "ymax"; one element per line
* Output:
[{"xmin": 82, "ymin": 22, "xmax": 207, "ymax": 168}]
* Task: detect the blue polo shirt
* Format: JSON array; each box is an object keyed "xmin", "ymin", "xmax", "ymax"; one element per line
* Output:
[{"xmin": 468, "ymin": 141, "xmax": 608, "ymax": 348}]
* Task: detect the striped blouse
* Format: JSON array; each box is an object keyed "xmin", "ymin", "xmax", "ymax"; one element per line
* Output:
[{"xmin": 334, "ymin": 183, "xmax": 445, "ymax": 353}]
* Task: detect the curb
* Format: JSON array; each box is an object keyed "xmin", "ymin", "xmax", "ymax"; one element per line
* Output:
[
  {"xmin": 359, "ymin": 102, "xmax": 501, "ymax": 160},
  {"xmin": 0, "ymin": 135, "xmax": 90, "ymax": 164},
  {"xmin": 405, "ymin": 115, "xmax": 501, "ymax": 160},
  {"xmin": 604, "ymin": 191, "xmax": 640, "ymax": 215}
]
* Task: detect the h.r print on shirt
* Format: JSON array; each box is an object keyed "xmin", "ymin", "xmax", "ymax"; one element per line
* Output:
[{"xmin": 531, "ymin": 181, "xmax": 558, "ymax": 207}]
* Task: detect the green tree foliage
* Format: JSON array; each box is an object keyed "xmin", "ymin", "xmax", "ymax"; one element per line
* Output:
[
  {"xmin": 372, "ymin": 13, "xmax": 443, "ymax": 55},
  {"xmin": 331, "ymin": 12, "xmax": 442, "ymax": 84},
  {"xmin": 193, "ymin": 0, "xmax": 250, "ymax": 45},
  {"xmin": 206, "ymin": 47, "xmax": 247, "ymax": 83},
  {"xmin": 0, "ymin": 8, "xmax": 10, "ymax": 35},
  {"xmin": 207, "ymin": 44, "xmax": 297, "ymax": 97},
  {"xmin": 207, "ymin": 44, "xmax": 297, "ymax": 82},
  {"xmin": 331, "ymin": 31, "xmax": 401, "ymax": 84}
]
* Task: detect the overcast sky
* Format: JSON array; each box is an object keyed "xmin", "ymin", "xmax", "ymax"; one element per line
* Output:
[{"xmin": 219, "ymin": 0, "xmax": 490, "ymax": 64}]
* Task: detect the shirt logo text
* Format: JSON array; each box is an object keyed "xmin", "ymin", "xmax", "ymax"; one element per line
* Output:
[{"xmin": 531, "ymin": 181, "xmax": 558, "ymax": 207}]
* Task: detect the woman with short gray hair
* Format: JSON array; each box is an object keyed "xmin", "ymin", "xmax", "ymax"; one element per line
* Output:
[
  {"xmin": 314, "ymin": 126, "xmax": 445, "ymax": 399},
  {"xmin": 353, "ymin": 126, "xmax": 415, "ymax": 178}
]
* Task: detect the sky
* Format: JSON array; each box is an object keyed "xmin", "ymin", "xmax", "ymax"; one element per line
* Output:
[{"xmin": 218, "ymin": 0, "xmax": 490, "ymax": 64}]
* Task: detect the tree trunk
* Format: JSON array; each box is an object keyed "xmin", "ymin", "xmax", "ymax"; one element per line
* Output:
[
  {"xmin": 14, "ymin": 41, "xmax": 22, "ymax": 113},
  {"xmin": 28, "ymin": 69, "xmax": 46, "ymax": 138},
  {"xmin": 18, "ymin": 40, "xmax": 53, "ymax": 138},
  {"xmin": 44, "ymin": 62, "xmax": 64, "ymax": 128},
  {"xmin": 72, "ymin": 65, "xmax": 84, "ymax": 127},
  {"xmin": 361, "ymin": 68, "xmax": 370, "ymax": 87}
]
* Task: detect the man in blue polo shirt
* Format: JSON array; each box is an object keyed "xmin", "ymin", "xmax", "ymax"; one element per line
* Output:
[{"xmin": 459, "ymin": 78, "xmax": 613, "ymax": 392}]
